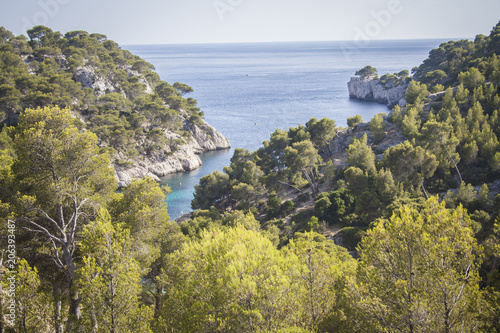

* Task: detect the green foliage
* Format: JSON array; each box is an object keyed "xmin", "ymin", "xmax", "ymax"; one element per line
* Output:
[
  {"xmin": 172, "ymin": 81, "xmax": 193, "ymax": 96},
  {"xmin": 344, "ymin": 167, "xmax": 398, "ymax": 225},
  {"xmin": 109, "ymin": 177, "xmax": 171, "ymax": 272},
  {"xmin": 383, "ymin": 140, "xmax": 438, "ymax": 193},
  {"xmin": 339, "ymin": 227, "xmax": 365, "ymax": 251},
  {"xmin": 5, "ymin": 23, "xmax": 500, "ymax": 332},
  {"xmin": 305, "ymin": 117, "xmax": 336, "ymax": 155},
  {"xmin": 346, "ymin": 133, "xmax": 375, "ymax": 171},
  {"xmin": 379, "ymin": 70, "xmax": 410, "ymax": 88},
  {"xmin": 352, "ymin": 197, "xmax": 485, "ymax": 332},
  {"xmin": 444, "ymin": 182, "xmax": 492, "ymax": 215},
  {"xmin": 421, "ymin": 69, "xmax": 447, "ymax": 86},
  {"xmin": 9, "ymin": 106, "xmax": 117, "ymax": 328},
  {"xmin": 419, "ymin": 120, "xmax": 460, "ymax": 168},
  {"xmin": 368, "ymin": 113, "xmax": 386, "ymax": 144},
  {"xmin": 281, "ymin": 199, "xmax": 296, "ymax": 217},
  {"xmin": 193, "ymin": 121, "xmax": 333, "ymax": 216},
  {"xmin": 414, "ymin": 39, "xmax": 477, "ymax": 84},
  {"xmin": 355, "ymin": 65, "xmax": 378, "ymax": 78},
  {"xmin": 266, "ymin": 193, "xmax": 282, "ymax": 219},
  {"xmin": 404, "ymin": 80, "xmax": 429, "ymax": 104},
  {"xmin": 458, "ymin": 67, "xmax": 486, "ymax": 90},
  {"xmin": 346, "ymin": 114, "xmax": 362, "ymax": 128},
  {"xmin": 160, "ymin": 225, "xmax": 302, "ymax": 332},
  {"xmin": 0, "ymin": 25, "xmax": 209, "ymax": 166},
  {"xmin": 285, "ymin": 140, "xmax": 322, "ymax": 197},
  {"xmin": 78, "ymin": 209, "xmax": 153, "ymax": 332},
  {"xmin": 192, "ymin": 171, "xmax": 231, "ymax": 210},
  {"xmin": 2, "ymin": 259, "xmax": 53, "ymax": 332},
  {"xmin": 314, "ymin": 185, "xmax": 355, "ymax": 225},
  {"xmin": 284, "ymin": 232, "xmax": 356, "ymax": 330}
]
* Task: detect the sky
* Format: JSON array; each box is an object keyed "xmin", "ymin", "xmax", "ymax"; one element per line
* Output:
[{"xmin": 0, "ymin": 0, "xmax": 499, "ymax": 45}]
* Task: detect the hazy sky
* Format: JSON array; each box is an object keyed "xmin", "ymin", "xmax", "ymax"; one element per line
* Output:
[{"xmin": 0, "ymin": 0, "xmax": 499, "ymax": 45}]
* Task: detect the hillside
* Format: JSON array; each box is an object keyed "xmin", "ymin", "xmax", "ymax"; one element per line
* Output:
[
  {"xmin": 2, "ymin": 22, "xmax": 500, "ymax": 333},
  {"xmin": 0, "ymin": 26, "xmax": 230, "ymax": 187},
  {"xmin": 189, "ymin": 21, "xmax": 500, "ymax": 232}
]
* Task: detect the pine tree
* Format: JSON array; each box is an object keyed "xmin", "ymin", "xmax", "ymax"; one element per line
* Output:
[
  {"xmin": 10, "ymin": 106, "xmax": 116, "ymax": 328},
  {"xmin": 346, "ymin": 133, "xmax": 375, "ymax": 172},
  {"xmin": 352, "ymin": 197, "xmax": 485, "ymax": 332},
  {"xmin": 77, "ymin": 209, "xmax": 153, "ymax": 333}
]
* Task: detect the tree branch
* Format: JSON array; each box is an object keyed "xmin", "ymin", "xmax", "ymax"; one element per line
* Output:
[
  {"xmin": 443, "ymin": 144, "xmax": 462, "ymax": 184},
  {"xmin": 19, "ymin": 218, "xmax": 64, "ymax": 245},
  {"xmin": 277, "ymin": 180, "xmax": 305, "ymax": 196},
  {"xmin": 31, "ymin": 207, "xmax": 65, "ymax": 236},
  {"xmin": 49, "ymin": 238, "xmax": 69, "ymax": 277}
]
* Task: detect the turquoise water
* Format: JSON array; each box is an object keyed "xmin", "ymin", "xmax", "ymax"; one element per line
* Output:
[{"xmin": 124, "ymin": 39, "xmax": 448, "ymax": 219}]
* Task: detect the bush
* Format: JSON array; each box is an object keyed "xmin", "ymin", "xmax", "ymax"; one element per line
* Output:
[
  {"xmin": 280, "ymin": 200, "xmax": 296, "ymax": 216},
  {"xmin": 355, "ymin": 65, "xmax": 378, "ymax": 78},
  {"xmin": 340, "ymin": 226, "xmax": 365, "ymax": 251},
  {"xmin": 266, "ymin": 194, "xmax": 282, "ymax": 219},
  {"xmin": 347, "ymin": 114, "xmax": 363, "ymax": 128}
]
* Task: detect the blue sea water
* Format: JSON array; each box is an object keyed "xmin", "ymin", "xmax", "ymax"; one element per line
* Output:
[{"xmin": 124, "ymin": 39, "xmax": 448, "ymax": 219}]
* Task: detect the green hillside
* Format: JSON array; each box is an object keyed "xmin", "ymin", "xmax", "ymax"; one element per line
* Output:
[
  {"xmin": 1, "ymin": 22, "xmax": 500, "ymax": 332},
  {"xmin": 0, "ymin": 25, "xmax": 210, "ymax": 167}
]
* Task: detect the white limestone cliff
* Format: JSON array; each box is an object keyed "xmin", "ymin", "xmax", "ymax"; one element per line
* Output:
[
  {"xmin": 114, "ymin": 119, "xmax": 230, "ymax": 188},
  {"xmin": 347, "ymin": 76, "xmax": 407, "ymax": 108}
]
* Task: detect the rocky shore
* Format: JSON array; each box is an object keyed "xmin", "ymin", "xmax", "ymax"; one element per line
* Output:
[
  {"xmin": 70, "ymin": 64, "xmax": 231, "ymax": 187},
  {"xmin": 347, "ymin": 76, "xmax": 407, "ymax": 108},
  {"xmin": 114, "ymin": 119, "xmax": 230, "ymax": 188}
]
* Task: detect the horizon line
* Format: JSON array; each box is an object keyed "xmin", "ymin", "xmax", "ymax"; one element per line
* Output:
[{"xmin": 123, "ymin": 36, "xmax": 473, "ymax": 47}]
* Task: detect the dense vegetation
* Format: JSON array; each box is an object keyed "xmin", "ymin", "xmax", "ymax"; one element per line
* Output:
[
  {"xmin": 0, "ymin": 25, "xmax": 205, "ymax": 167},
  {"xmin": 187, "ymin": 21, "xmax": 500, "ymax": 330},
  {"xmin": 1, "ymin": 22, "xmax": 500, "ymax": 332}
]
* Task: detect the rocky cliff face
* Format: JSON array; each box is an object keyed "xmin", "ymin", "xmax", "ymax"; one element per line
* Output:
[
  {"xmin": 347, "ymin": 76, "xmax": 407, "ymax": 108},
  {"xmin": 74, "ymin": 65, "xmax": 155, "ymax": 96},
  {"xmin": 72, "ymin": 66, "xmax": 230, "ymax": 188},
  {"xmin": 114, "ymin": 119, "xmax": 230, "ymax": 188}
]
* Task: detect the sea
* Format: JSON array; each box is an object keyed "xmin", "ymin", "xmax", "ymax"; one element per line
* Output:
[{"xmin": 124, "ymin": 39, "xmax": 449, "ymax": 219}]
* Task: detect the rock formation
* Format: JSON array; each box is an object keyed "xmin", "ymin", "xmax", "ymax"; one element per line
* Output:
[
  {"xmin": 347, "ymin": 76, "xmax": 408, "ymax": 108},
  {"xmin": 114, "ymin": 119, "xmax": 230, "ymax": 188}
]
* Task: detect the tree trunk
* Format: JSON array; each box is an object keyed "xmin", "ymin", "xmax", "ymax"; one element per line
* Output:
[
  {"xmin": 91, "ymin": 303, "xmax": 98, "ymax": 333},
  {"xmin": 420, "ymin": 181, "xmax": 429, "ymax": 200},
  {"xmin": 53, "ymin": 282, "xmax": 64, "ymax": 333},
  {"xmin": 443, "ymin": 291, "xmax": 451, "ymax": 333},
  {"xmin": 0, "ymin": 252, "xmax": 4, "ymax": 333},
  {"xmin": 302, "ymin": 168, "xmax": 318, "ymax": 198},
  {"xmin": 154, "ymin": 282, "xmax": 162, "ymax": 318},
  {"xmin": 277, "ymin": 180, "xmax": 305, "ymax": 196},
  {"xmin": 67, "ymin": 286, "xmax": 82, "ymax": 331},
  {"xmin": 63, "ymin": 243, "xmax": 82, "ymax": 331},
  {"xmin": 443, "ymin": 145, "xmax": 462, "ymax": 184}
]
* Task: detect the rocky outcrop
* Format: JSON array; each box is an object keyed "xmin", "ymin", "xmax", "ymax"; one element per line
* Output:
[
  {"xmin": 114, "ymin": 148, "xmax": 202, "ymax": 187},
  {"xmin": 73, "ymin": 65, "xmax": 155, "ymax": 96},
  {"xmin": 71, "ymin": 64, "xmax": 231, "ymax": 188},
  {"xmin": 347, "ymin": 76, "xmax": 407, "ymax": 108},
  {"xmin": 185, "ymin": 119, "xmax": 231, "ymax": 152},
  {"xmin": 74, "ymin": 66, "xmax": 116, "ymax": 95},
  {"xmin": 114, "ymin": 119, "xmax": 230, "ymax": 188},
  {"xmin": 71, "ymin": 65, "xmax": 231, "ymax": 187},
  {"xmin": 328, "ymin": 120, "xmax": 405, "ymax": 168}
]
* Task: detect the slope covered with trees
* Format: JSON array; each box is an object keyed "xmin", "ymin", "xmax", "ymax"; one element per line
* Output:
[
  {"xmin": 2, "ymin": 22, "xmax": 500, "ymax": 332},
  {"xmin": 184, "ymin": 21, "xmax": 500, "ymax": 330},
  {"xmin": 0, "ymin": 25, "xmax": 229, "ymax": 187}
]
